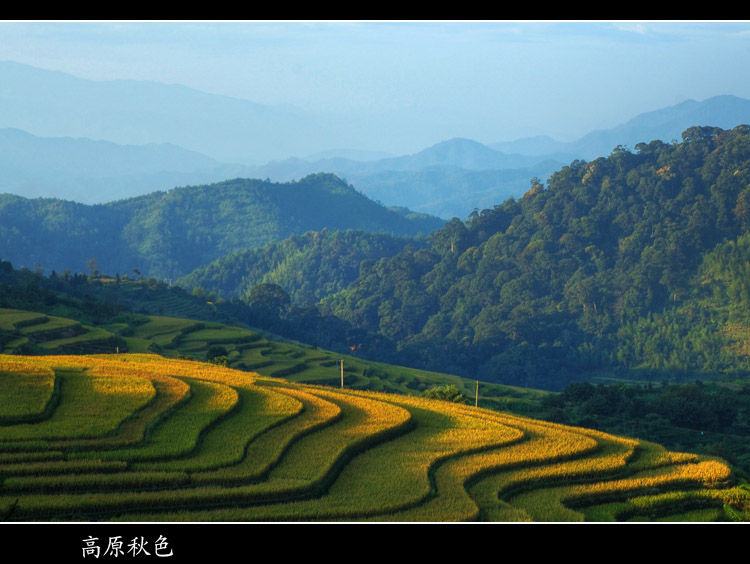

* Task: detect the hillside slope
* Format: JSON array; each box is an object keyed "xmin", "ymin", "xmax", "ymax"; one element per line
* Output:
[
  {"xmin": 177, "ymin": 229, "xmax": 422, "ymax": 305},
  {"xmin": 0, "ymin": 173, "xmax": 443, "ymax": 280},
  {"xmin": 0, "ymin": 354, "xmax": 744, "ymax": 522},
  {"xmin": 324, "ymin": 125, "xmax": 750, "ymax": 388}
]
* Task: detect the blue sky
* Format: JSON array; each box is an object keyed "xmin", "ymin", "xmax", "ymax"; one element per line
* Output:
[{"xmin": 2, "ymin": 20, "xmax": 750, "ymax": 143}]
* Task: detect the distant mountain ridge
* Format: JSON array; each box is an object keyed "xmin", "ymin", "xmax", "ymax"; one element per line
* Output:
[
  {"xmin": 248, "ymin": 96, "xmax": 750, "ymax": 218},
  {"xmin": 0, "ymin": 127, "xmax": 259, "ymax": 203},
  {"xmin": 249, "ymin": 139, "xmax": 570, "ymax": 218},
  {"xmin": 493, "ymin": 95, "xmax": 750, "ymax": 160},
  {"xmin": 3, "ymin": 59, "xmax": 750, "ymax": 219},
  {"xmin": 0, "ymin": 127, "xmax": 220, "ymax": 173},
  {"xmin": 0, "ymin": 60, "xmax": 321, "ymax": 164}
]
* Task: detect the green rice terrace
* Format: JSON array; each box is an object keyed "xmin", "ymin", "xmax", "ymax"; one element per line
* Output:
[
  {"xmin": 0, "ymin": 353, "xmax": 748, "ymax": 522},
  {"xmin": 0, "ymin": 307, "xmax": 548, "ymax": 414}
]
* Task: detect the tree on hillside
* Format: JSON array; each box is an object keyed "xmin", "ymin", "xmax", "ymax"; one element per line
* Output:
[
  {"xmin": 423, "ymin": 384, "xmax": 467, "ymax": 404},
  {"xmin": 86, "ymin": 258, "xmax": 100, "ymax": 277}
]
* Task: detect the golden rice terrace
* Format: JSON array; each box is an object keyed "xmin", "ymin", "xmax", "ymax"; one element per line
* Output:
[{"xmin": 0, "ymin": 354, "xmax": 747, "ymax": 522}]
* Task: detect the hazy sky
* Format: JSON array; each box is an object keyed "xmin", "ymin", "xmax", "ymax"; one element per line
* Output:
[{"xmin": 2, "ymin": 20, "xmax": 750, "ymax": 142}]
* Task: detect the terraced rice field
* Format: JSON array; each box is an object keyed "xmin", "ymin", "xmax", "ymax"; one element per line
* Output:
[
  {"xmin": 133, "ymin": 315, "xmax": 549, "ymax": 413},
  {"xmin": 2, "ymin": 309, "xmax": 548, "ymax": 414},
  {"xmin": 0, "ymin": 353, "xmax": 747, "ymax": 522},
  {"xmin": 0, "ymin": 308, "xmax": 118, "ymax": 355}
]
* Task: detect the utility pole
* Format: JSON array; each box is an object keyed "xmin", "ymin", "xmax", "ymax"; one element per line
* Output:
[
  {"xmin": 475, "ymin": 380, "xmax": 479, "ymax": 407},
  {"xmin": 340, "ymin": 360, "xmax": 344, "ymax": 389}
]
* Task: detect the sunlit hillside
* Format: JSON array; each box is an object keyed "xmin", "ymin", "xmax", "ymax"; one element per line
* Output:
[{"xmin": 0, "ymin": 354, "xmax": 746, "ymax": 522}]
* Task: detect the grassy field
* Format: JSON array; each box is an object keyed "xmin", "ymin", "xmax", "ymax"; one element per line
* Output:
[{"xmin": 0, "ymin": 353, "xmax": 746, "ymax": 522}]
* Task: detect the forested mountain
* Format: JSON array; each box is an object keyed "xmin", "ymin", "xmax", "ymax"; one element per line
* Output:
[
  {"xmin": 319, "ymin": 126, "xmax": 750, "ymax": 389},
  {"xmin": 0, "ymin": 173, "xmax": 443, "ymax": 280},
  {"xmin": 7, "ymin": 122, "xmax": 750, "ymax": 393},
  {"xmin": 177, "ymin": 229, "xmax": 421, "ymax": 306}
]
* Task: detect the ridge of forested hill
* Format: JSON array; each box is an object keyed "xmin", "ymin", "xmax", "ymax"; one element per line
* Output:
[
  {"xmin": 319, "ymin": 126, "xmax": 750, "ymax": 389},
  {"xmin": 0, "ymin": 173, "xmax": 443, "ymax": 280},
  {"xmin": 177, "ymin": 229, "xmax": 423, "ymax": 306}
]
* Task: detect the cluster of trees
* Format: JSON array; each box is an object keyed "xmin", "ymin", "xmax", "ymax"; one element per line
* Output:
[
  {"xmin": 546, "ymin": 380, "xmax": 740, "ymax": 433},
  {"xmin": 178, "ymin": 229, "xmax": 420, "ymax": 306},
  {"xmin": 544, "ymin": 379, "xmax": 750, "ymax": 474},
  {"xmin": 0, "ymin": 260, "xmax": 126, "ymax": 326},
  {"xmin": 422, "ymin": 384, "xmax": 468, "ymax": 404}
]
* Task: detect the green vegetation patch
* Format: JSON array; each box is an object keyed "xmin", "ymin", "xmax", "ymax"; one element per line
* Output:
[
  {"xmin": 130, "ymin": 316, "xmax": 200, "ymax": 342},
  {"xmin": 37, "ymin": 325, "xmax": 115, "ymax": 352},
  {"xmin": 0, "ymin": 367, "xmax": 155, "ymax": 442},
  {"xmin": 83, "ymin": 378, "xmax": 238, "ymax": 462},
  {"xmin": 0, "ymin": 360, "xmax": 56, "ymax": 422},
  {"xmin": 0, "ymin": 309, "xmax": 49, "ymax": 331},
  {"xmin": 136, "ymin": 384, "xmax": 302, "ymax": 472}
]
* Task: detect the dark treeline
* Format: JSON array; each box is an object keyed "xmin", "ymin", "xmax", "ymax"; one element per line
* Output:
[{"xmin": 546, "ymin": 379, "xmax": 750, "ymax": 473}]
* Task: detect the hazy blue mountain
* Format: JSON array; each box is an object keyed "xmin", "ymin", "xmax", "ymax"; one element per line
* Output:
[
  {"xmin": 0, "ymin": 61, "xmax": 518, "ymax": 164},
  {"xmin": 489, "ymin": 135, "xmax": 580, "ymax": 158},
  {"xmin": 256, "ymin": 95, "xmax": 750, "ymax": 218},
  {"xmin": 0, "ymin": 127, "xmax": 259, "ymax": 203},
  {"xmin": 5, "ymin": 59, "xmax": 750, "ymax": 217},
  {"xmin": 493, "ymin": 95, "xmax": 750, "ymax": 161},
  {"xmin": 0, "ymin": 128, "xmax": 220, "ymax": 176},
  {"xmin": 253, "ymin": 138, "xmax": 564, "ymax": 178},
  {"xmin": 307, "ymin": 138, "xmax": 567, "ymax": 173},
  {"xmin": 571, "ymin": 95, "xmax": 750, "ymax": 158},
  {"xmin": 0, "ymin": 61, "xmax": 324, "ymax": 164},
  {"xmin": 0, "ymin": 126, "xmax": 561, "ymax": 214},
  {"xmin": 249, "ymin": 138, "xmax": 567, "ymax": 218},
  {"xmin": 304, "ymin": 148, "xmax": 396, "ymax": 162},
  {"xmin": 348, "ymin": 162, "xmax": 563, "ymax": 219},
  {"xmin": 376, "ymin": 138, "xmax": 556, "ymax": 171}
]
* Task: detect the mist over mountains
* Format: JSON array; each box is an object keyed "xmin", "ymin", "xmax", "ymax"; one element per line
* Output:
[
  {"xmin": 492, "ymin": 95, "xmax": 750, "ymax": 161},
  {"xmin": 0, "ymin": 60, "xmax": 319, "ymax": 164},
  {"xmin": 4, "ymin": 61, "xmax": 750, "ymax": 219},
  {"xmin": 0, "ymin": 127, "xmax": 258, "ymax": 203}
]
